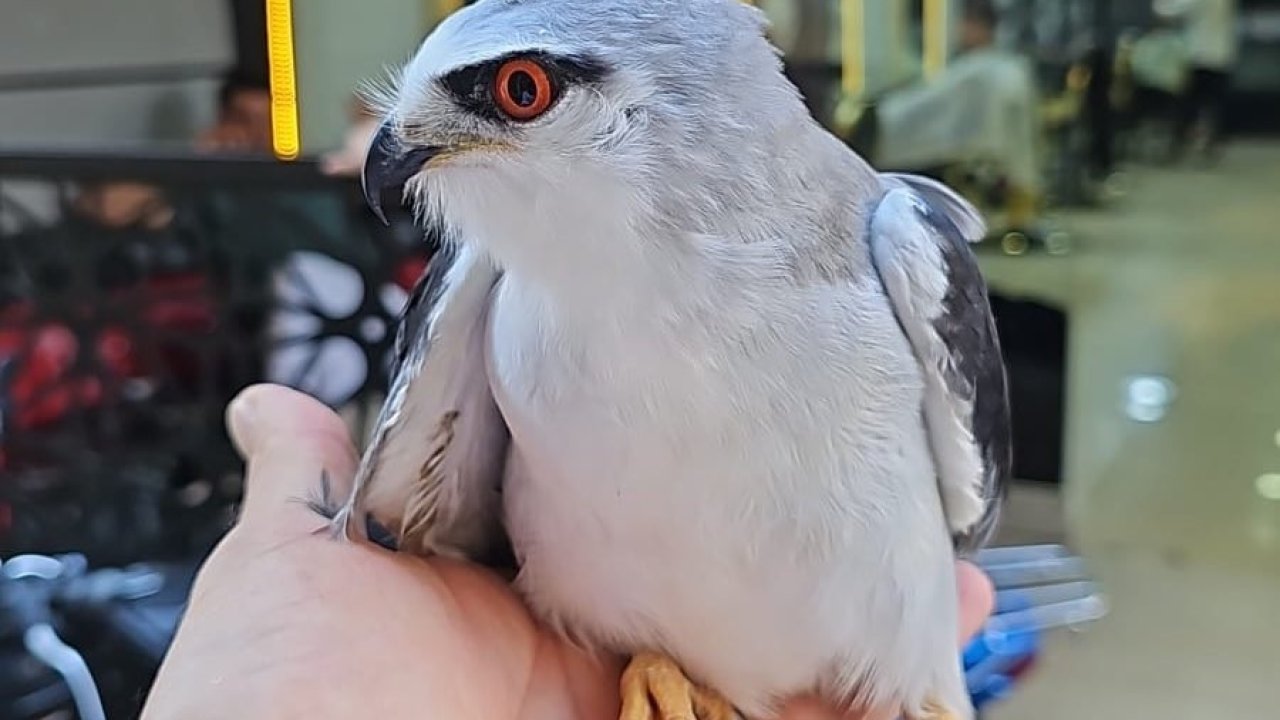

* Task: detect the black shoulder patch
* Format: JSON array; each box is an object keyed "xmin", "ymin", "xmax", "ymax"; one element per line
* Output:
[{"xmin": 919, "ymin": 204, "xmax": 1013, "ymax": 553}]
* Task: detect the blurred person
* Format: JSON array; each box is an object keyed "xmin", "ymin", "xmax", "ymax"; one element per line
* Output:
[
  {"xmin": 75, "ymin": 69, "xmax": 274, "ymax": 230},
  {"xmin": 196, "ymin": 70, "xmax": 275, "ymax": 155},
  {"xmin": 1127, "ymin": 15, "xmax": 1192, "ymax": 158},
  {"xmin": 1130, "ymin": 17, "xmax": 1191, "ymax": 110},
  {"xmin": 875, "ymin": 0, "xmax": 1042, "ymax": 234},
  {"xmin": 1159, "ymin": 0, "xmax": 1239, "ymax": 159},
  {"xmin": 959, "ymin": 0, "xmax": 998, "ymax": 52}
]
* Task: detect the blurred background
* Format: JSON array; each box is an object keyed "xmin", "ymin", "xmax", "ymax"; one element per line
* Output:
[{"xmin": 0, "ymin": 0, "xmax": 1277, "ymax": 717}]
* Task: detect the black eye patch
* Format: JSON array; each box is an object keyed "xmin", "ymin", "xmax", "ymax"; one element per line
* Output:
[{"xmin": 439, "ymin": 50, "xmax": 611, "ymax": 124}]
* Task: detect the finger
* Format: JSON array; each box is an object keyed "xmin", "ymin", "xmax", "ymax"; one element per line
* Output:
[
  {"xmin": 956, "ymin": 561, "xmax": 996, "ymax": 642},
  {"xmin": 226, "ymin": 384, "xmax": 357, "ymax": 530}
]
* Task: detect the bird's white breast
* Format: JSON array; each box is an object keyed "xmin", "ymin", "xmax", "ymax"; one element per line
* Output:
[{"xmin": 486, "ymin": 267, "xmax": 961, "ymax": 715}]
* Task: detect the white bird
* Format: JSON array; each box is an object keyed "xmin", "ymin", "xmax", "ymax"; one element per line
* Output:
[{"xmin": 330, "ymin": 1, "xmax": 1011, "ymax": 718}]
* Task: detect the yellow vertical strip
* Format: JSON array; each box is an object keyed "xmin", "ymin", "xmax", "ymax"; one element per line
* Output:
[
  {"xmin": 923, "ymin": 0, "xmax": 949, "ymax": 81},
  {"xmin": 840, "ymin": 0, "xmax": 865, "ymax": 98},
  {"xmin": 265, "ymin": 0, "xmax": 300, "ymax": 160}
]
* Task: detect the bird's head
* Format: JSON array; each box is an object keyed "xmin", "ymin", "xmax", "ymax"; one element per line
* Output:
[{"xmin": 363, "ymin": 0, "xmax": 816, "ymax": 280}]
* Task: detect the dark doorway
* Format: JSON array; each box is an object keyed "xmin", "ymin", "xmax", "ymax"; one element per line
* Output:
[{"xmin": 991, "ymin": 294, "xmax": 1068, "ymax": 485}]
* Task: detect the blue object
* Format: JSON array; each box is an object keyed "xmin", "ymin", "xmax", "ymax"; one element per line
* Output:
[
  {"xmin": 963, "ymin": 590, "xmax": 1041, "ymax": 711},
  {"xmin": 962, "ymin": 545, "xmax": 1109, "ymax": 711}
]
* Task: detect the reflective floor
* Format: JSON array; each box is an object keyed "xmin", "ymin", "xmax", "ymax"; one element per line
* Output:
[{"xmin": 985, "ymin": 141, "xmax": 1280, "ymax": 719}]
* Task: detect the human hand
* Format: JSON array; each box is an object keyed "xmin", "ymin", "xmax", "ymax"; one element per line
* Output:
[{"xmin": 142, "ymin": 385, "xmax": 993, "ymax": 720}]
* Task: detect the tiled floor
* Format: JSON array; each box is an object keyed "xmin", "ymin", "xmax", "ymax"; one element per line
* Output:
[{"xmin": 983, "ymin": 142, "xmax": 1280, "ymax": 719}]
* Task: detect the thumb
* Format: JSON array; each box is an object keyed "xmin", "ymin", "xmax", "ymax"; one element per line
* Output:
[
  {"xmin": 226, "ymin": 384, "xmax": 358, "ymax": 532},
  {"xmin": 956, "ymin": 561, "xmax": 996, "ymax": 642}
]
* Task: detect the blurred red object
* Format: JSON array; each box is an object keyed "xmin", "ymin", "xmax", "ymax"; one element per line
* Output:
[
  {"xmin": 0, "ymin": 254, "xmax": 430, "ymax": 438},
  {"xmin": 1, "ymin": 254, "xmax": 427, "ymax": 439},
  {"xmin": 394, "ymin": 255, "xmax": 429, "ymax": 292},
  {"xmin": 0, "ymin": 273, "xmax": 216, "ymax": 434}
]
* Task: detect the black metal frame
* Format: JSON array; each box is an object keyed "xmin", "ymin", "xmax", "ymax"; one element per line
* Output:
[{"xmin": 0, "ymin": 150, "xmax": 340, "ymax": 186}]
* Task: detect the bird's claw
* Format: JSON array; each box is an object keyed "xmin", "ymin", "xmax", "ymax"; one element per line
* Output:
[
  {"xmin": 323, "ymin": 506, "xmax": 356, "ymax": 541},
  {"xmin": 304, "ymin": 470, "xmax": 349, "ymax": 536},
  {"xmin": 302, "ymin": 471, "xmax": 398, "ymax": 550},
  {"xmin": 620, "ymin": 652, "xmax": 737, "ymax": 720},
  {"xmin": 907, "ymin": 698, "xmax": 963, "ymax": 720}
]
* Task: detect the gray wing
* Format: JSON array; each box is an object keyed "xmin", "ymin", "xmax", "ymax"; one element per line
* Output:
[
  {"xmin": 869, "ymin": 174, "xmax": 1011, "ymax": 554},
  {"xmin": 331, "ymin": 240, "xmax": 513, "ymax": 566}
]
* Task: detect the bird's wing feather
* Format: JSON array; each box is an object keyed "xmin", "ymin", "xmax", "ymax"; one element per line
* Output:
[
  {"xmin": 332, "ymin": 240, "xmax": 513, "ymax": 566},
  {"xmin": 869, "ymin": 175, "xmax": 1011, "ymax": 553}
]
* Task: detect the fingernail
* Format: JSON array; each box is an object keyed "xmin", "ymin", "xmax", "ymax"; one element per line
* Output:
[{"xmin": 227, "ymin": 389, "xmax": 259, "ymax": 458}]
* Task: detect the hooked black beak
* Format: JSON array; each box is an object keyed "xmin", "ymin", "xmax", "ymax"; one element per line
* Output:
[{"xmin": 362, "ymin": 121, "xmax": 444, "ymax": 225}]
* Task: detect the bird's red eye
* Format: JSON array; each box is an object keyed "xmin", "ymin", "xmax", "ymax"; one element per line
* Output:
[{"xmin": 494, "ymin": 58, "xmax": 555, "ymax": 121}]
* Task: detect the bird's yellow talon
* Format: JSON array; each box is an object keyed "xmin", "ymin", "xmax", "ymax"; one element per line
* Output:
[
  {"xmin": 620, "ymin": 652, "xmax": 736, "ymax": 720},
  {"xmin": 909, "ymin": 697, "xmax": 962, "ymax": 720}
]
